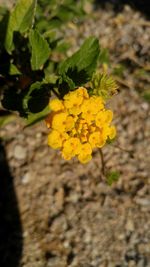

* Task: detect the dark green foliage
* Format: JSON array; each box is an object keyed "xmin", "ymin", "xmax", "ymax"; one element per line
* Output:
[
  {"xmin": 29, "ymin": 29, "xmax": 51, "ymax": 70},
  {"xmin": 1, "ymin": 87, "xmax": 27, "ymax": 117},
  {"xmin": 5, "ymin": 0, "xmax": 37, "ymax": 53},
  {"xmin": 59, "ymin": 37, "xmax": 100, "ymax": 90},
  {"xmin": 59, "ymin": 37, "xmax": 100, "ymax": 79},
  {"xmin": 23, "ymin": 82, "xmax": 50, "ymax": 113},
  {"xmin": 0, "ymin": 0, "xmax": 99, "ymax": 125}
]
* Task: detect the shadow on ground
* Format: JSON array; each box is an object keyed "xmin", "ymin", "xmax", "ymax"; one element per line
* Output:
[
  {"xmin": 95, "ymin": 0, "xmax": 150, "ymax": 19},
  {"xmin": 0, "ymin": 139, "xmax": 22, "ymax": 267}
]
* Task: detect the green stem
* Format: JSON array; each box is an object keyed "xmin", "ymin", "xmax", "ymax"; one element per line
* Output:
[{"xmin": 51, "ymin": 88, "xmax": 60, "ymax": 98}]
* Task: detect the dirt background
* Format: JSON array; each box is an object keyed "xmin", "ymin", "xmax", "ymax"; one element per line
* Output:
[{"xmin": 0, "ymin": 1, "xmax": 150, "ymax": 267}]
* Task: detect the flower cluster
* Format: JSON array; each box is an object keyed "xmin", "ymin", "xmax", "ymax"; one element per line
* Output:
[{"xmin": 46, "ymin": 87, "xmax": 116, "ymax": 163}]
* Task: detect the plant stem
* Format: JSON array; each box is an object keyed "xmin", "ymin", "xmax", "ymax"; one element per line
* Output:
[
  {"xmin": 99, "ymin": 148, "xmax": 105, "ymax": 176},
  {"xmin": 112, "ymin": 143, "xmax": 134, "ymax": 157},
  {"xmin": 51, "ymin": 88, "xmax": 60, "ymax": 98}
]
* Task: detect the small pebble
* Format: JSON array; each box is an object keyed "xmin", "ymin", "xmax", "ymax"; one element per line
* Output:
[
  {"xmin": 21, "ymin": 172, "xmax": 30, "ymax": 184},
  {"xmin": 14, "ymin": 145, "xmax": 27, "ymax": 160},
  {"xmin": 126, "ymin": 219, "xmax": 134, "ymax": 232}
]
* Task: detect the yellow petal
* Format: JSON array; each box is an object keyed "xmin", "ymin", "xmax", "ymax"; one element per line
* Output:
[
  {"xmin": 78, "ymin": 153, "xmax": 92, "ymax": 164},
  {"xmin": 51, "ymin": 112, "xmax": 68, "ymax": 131},
  {"xmin": 48, "ymin": 130, "xmax": 63, "ymax": 149},
  {"xmin": 49, "ymin": 98, "xmax": 64, "ymax": 111},
  {"xmin": 108, "ymin": 125, "xmax": 116, "ymax": 139}
]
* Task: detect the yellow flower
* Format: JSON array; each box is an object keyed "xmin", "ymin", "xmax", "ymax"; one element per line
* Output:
[
  {"xmin": 101, "ymin": 125, "xmax": 116, "ymax": 140},
  {"xmin": 48, "ymin": 130, "xmax": 68, "ymax": 149},
  {"xmin": 89, "ymin": 96, "xmax": 104, "ymax": 113},
  {"xmin": 76, "ymin": 119, "xmax": 88, "ymax": 134},
  {"xmin": 45, "ymin": 112, "xmax": 55, "ymax": 128},
  {"xmin": 81, "ymin": 96, "xmax": 104, "ymax": 117},
  {"xmin": 108, "ymin": 125, "xmax": 116, "ymax": 139},
  {"xmin": 51, "ymin": 112, "xmax": 68, "ymax": 131},
  {"xmin": 89, "ymin": 131, "xmax": 106, "ymax": 148},
  {"xmin": 77, "ymin": 143, "xmax": 92, "ymax": 164},
  {"xmin": 96, "ymin": 110, "xmax": 113, "ymax": 127},
  {"xmin": 80, "ymin": 133, "xmax": 88, "ymax": 143},
  {"xmin": 65, "ymin": 115, "xmax": 75, "ymax": 131},
  {"xmin": 46, "ymin": 87, "xmax": 116, "ymax": 164},
  {"xmin": 63, "ymin": 87, "xmax": 89, "ymax": 115},
  {"xmin": 62, "ymin": 137, "xmax": 81, "ymax": 160},
  {"xmin": 76, "ymin": 87, "xmax": 89, "ymax": 99},
  {"xmin": 89, "ymin": 124, "xmax": 97, "ymax": 133},
  {"xmin": 51, "ymin": 112, "xmax": 75, "ymax": 132},
  {"xmin": 78, "ymin": 153, "xmax": 92, "ymax": 164},
  {"xmin": 49, "ymin": 98, "xmax": 64, "ymax": 111},
  {"xmin": 64, "ymin": 90, "xmax": 81, "ymax": 114},
  {"xmin": 81, "ymin": 99, "xmax": 95, "ymax": 123},
  {"xmin": 70, "ymin": 127, "xmax": 77, "ymax": 136}
]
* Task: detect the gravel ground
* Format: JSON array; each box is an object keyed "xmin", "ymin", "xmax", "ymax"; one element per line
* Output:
[{"xmin": 0, "ymin": 3, "xmax": 150, "ymax": 267}]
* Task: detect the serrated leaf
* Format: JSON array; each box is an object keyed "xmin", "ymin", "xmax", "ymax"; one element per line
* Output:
[
  {"xmin": 59, "ymin": 36, "xmax": 100, "ymax": 77},
  {"xmin": 25, "ymin": 105, "xmax": 50, "ymax": 127},
  {"xmin": 29, "ymin": 29, "xmax": 51, "ymax": 70},
  {"xmin": 5, "ymin": 0, "xmax": 37, "ymax": 53},
  {"xmin": 59, "ymin": 37, "xmax": 100, "ymax": 88}
]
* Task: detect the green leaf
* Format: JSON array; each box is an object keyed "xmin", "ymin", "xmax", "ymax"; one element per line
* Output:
[
  {"xmin": 56, "ymin": 5, "xmax": 77, "ymax": 22},
  {"xmin": 9, "ymin": 63, "xmax": 21, "ymax": 75},
  {"xmin": 99, "ymin": 48, "xmax": 109, "ymax": 65},
  {"xmin": 25, "ymin": 105, "xmax": 50, "ymax": 127},
  {"xmin": 0, "ymin": 8, "xmax": 9, "ymax": 45},
  {"xmin": 23, "ymin": 81, "xmax": 50, "ymax": 113},
  {"xmin": 1, "ymin": 87, "xmax": 23, "ymax": 114},
  {"xmin": 29, "ymin": 29, "xmax": 51, "ymax": 70},
  {"xmin": 59, "ymin": 37, "xmax": 100, "ymax": 88},
  {"xmin": 43, "ymin": 29, "xmax": 57, "ymax": 40},
  {"xmin": 55, "ymin": 40, "xmax": 70, "ymax": 53},
  {"xmin": 44, "ymin": 61, "xmax": 55, "ymax": 76},
  {"xmin": 5, "ymin": 0, "xmax": 37, "ymax": 53},
  {"xmin": 0, "ymin": 114, "xmax": 16, "ymax": 128},
  {"xmin": 43, "ymin": 74, "xmax": 58, "ymax": 84},
  {"xmin": 23, "ymin": 81, "xmax": 41, "ymax": 111},
  {"xmin": 48, "ymin": 19, "xmax": 62, "ymax": 30},
  {"xmin": 106, "ymin": 171, "xmax": 120, "ymax": 186}
]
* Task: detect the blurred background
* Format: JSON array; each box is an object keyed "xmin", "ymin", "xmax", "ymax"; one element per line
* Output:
[{"xmin": 0, "ymin": 0, "xmax": 150, "ymax": 267}]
